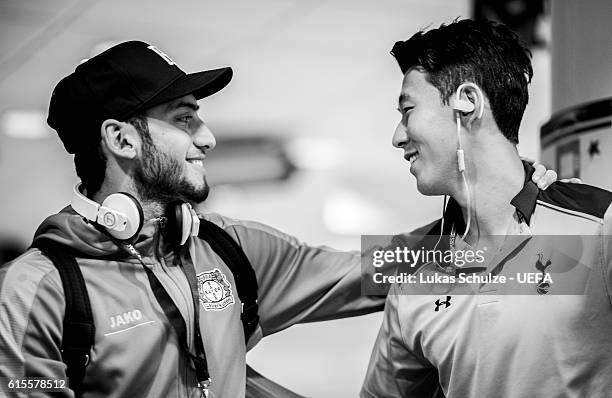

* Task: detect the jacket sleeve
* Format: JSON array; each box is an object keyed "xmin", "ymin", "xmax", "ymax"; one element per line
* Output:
[
  {"xmin": 210, "ymin": 214, "xmax": 441, "ymax": 337},
  {"xmin": 360, "ymin": 284, "xmax": 441, "ymax": 398},
  {"xmin": 0, "ymin": 250, "xmax": 73, "ymax": 398},
  {"xmin": 207, "ymin": 214, "xmax": 384, "ymax": 336}
]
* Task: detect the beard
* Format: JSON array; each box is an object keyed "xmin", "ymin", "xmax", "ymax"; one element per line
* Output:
[{"xmin": 133, "ymin": 141, "xmax": 210, "ymax": 206}]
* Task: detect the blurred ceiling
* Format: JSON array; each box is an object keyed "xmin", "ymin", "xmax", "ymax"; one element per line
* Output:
[{"xmin": 0, "ymin": 0, "xmax": 469, "ymax": 134}]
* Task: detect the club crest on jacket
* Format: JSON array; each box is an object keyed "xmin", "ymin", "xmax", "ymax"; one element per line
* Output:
[{"xmin": 197, "ymin": 268, "xmax": 235, "ymax": 311}]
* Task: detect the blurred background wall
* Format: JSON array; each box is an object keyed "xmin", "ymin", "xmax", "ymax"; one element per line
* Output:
[{"xmin": 2, "ymin": 0, "xmax": 608, "ymax": 396}]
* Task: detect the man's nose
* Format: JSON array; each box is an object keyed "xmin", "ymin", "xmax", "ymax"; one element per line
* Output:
[
  {"xmin": 392, "ymin": 122, "xmax": 408, "ymax": 148},
  {"xmin": 194, "ymin": 123, "xmax": 216, "ymax": 151}
]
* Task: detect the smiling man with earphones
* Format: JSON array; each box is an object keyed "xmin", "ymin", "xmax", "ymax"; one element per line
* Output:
[{"xmin": 361, "ymin": 19, "xmax": 612, "ymax": 398}]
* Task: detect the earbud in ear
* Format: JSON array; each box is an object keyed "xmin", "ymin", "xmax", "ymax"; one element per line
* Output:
[
  {"xmin": 453, "ymin": 82, "xmax": 484, "ymax": 119},
  {"xmin": 452, "ymin": 98, "xmax": 475, "ymax": 113}
]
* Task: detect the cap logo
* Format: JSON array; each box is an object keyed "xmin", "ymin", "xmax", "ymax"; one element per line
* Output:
[{"xmin": 147, "ymin": 45, "xmax": 177, "ymax": 66}]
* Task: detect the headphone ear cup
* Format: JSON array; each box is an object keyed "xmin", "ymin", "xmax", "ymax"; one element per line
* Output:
[
  {"xmin": 179, "ymin": 203, "xmax": 193, "ymax": 246},
  {"xmin": 165, "ymin": 202, "xmax": 194, "ymax": 247},
  {"xmin": 165, "ymin": 202, "xmax": 184, "ymax": 247},
  {"xmin": 101, "ymin": 193, "xmax": 144, "ymax": 241}
]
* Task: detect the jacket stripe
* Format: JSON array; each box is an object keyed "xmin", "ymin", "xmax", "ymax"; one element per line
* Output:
[{"xmin": 536, "ymin": 200, "xmax": 605, "ymax": 224}]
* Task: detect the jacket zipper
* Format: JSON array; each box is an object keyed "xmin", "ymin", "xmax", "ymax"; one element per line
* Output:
[{"xmin": 124, "ymin": 221, "xmax": 198, "ymax": 397}]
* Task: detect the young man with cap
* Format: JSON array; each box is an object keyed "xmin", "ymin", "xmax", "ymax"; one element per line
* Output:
[
  {"xmin": 361, "ymin": 19, "xmax": 612, "ymax": 398},
  {"xmin": 0, "ymin": 40, "xmax": 558, "ymax": 397}
]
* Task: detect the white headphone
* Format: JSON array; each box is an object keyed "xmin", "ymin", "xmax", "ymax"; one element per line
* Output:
[
  {"xmin": 451, "ymin": 82, "xmax": 484, "ymax": 172},
  {"xmin": 450, "ymin": 82, "xmax": 484, "ymax": 241},
  {"xmin": 451, "ymin": 82, "xmax": 484, "ymax": 119},
  {"xmin": 71, "ymin": 183, "xmax": 200, "ymax": 244}
]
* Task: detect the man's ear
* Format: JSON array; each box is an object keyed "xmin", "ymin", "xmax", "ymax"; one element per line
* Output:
[
  {"xmin": 457, "ymin": 85, "xmax": 485, "ymax": 128},
  {"xmin": 100, "ymin": 119, "xmax": 138, "ymax": 159}
]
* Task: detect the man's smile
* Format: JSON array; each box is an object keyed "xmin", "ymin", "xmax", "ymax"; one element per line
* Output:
[
  {"xmin": 186, "ymin": 155, "xmax": 206, "ymax": 170},
  {"xmin": 404, "ymin": 149, "xmax": 419, "ymax": 163}
]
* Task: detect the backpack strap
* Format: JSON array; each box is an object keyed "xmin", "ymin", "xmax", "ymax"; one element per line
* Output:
[
  {"xmin": 31, "ymin": 238, "xmax": 94, "ymax": 397},
  {"xmin": 197, "ymin": 219, "xmax": 260, "ymax": 342}
]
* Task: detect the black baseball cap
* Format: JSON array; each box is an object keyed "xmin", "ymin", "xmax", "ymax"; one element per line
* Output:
[{"xmin": 47, "ymin": 40, "xmax": 232, "ymax": 154}]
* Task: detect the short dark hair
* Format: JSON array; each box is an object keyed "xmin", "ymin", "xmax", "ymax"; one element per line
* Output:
[
  {"xmin": 391, "ymin": 19, "xmax": 533, "ymax": 144},
  {"xmin": 74, "ymin": 115, "xmax": 152, "ymax": 196}
]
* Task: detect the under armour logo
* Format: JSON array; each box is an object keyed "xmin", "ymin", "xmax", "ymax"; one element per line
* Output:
[{"xmin": 434, "ymin": 296, "xmax": 452, "ymax": 312}]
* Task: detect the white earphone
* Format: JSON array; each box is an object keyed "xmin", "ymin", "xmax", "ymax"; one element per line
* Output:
[
  {"xmin": 451, "ymin": 82, "xmax": 484, "ymax": 119},
  {"xmin": 450, "ymin": 82, "xmax": 484, "ymax": 241}
]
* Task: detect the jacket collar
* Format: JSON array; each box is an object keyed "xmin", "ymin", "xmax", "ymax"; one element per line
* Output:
[
  {"xmin": 509, "ymin": 161, "xmax": 539, "ymax": 225},
  {"xmin": 442, "ymin": 160, "xmax": 539, "ymax": 234}
]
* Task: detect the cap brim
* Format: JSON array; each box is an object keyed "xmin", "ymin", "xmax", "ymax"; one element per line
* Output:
[{"xmin": 141, "ymin": 67, "xmax": 233, "ymax": 111}]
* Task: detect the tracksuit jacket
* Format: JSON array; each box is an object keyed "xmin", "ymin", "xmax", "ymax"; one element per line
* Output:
[{"xmin": 0, "ymin": 207, "xmax": 385, "ymax": 397}]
